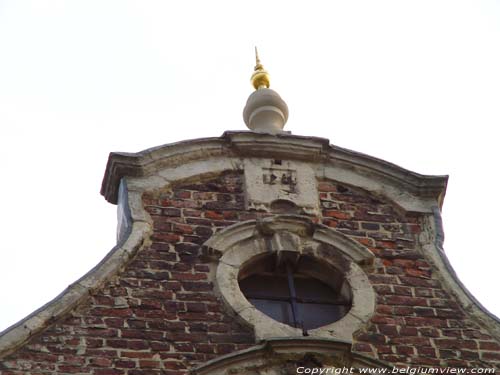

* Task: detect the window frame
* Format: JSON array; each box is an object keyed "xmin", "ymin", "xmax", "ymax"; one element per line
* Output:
[
  {"xmin": 239, "ymin": 254, "xmax": 352, "ymax": 332},
  {"xmin": 205, "ymin": 215, "xmax": 376, "ymax": 342}
]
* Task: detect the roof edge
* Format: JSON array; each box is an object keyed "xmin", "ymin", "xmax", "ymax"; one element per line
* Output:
[
  {"xmin": 0, "ymin": 220, "xmax": 151, "ymax": 359},
  {"xmin": 100, "ymin": 131, "xmax": 448, "ymax": 206},
  {"xmin": 425, "ymin": 208, "xmax": 500, "ymax": 340}
]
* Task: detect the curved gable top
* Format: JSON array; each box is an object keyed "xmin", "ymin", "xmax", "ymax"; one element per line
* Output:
[
  {"xmin": 101, "ymin": 131, "xmax": 448, "ymax": 211},
  {"xmin": 3, "ymin": 129, "xmax": 500, "ymax": 366}
]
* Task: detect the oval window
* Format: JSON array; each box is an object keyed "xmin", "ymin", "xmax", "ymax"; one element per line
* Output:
[{"xmin": 238, "ymin": 252, "xmax": 351, "ymax": 333}]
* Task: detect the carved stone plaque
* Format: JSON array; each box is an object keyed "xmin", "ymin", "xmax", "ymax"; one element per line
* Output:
[
  {"xmin": 262, "ymin": 167, "xmax": 297, "ymax": 193},
  {"xmin": 243, "ymin": 158, "xmax": 319, "ymax": 214}
]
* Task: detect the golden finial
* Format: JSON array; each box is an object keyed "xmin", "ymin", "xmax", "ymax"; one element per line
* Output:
[{"xmin": 251, "ymin": 47, "xmax": 270, "ymax": 90}]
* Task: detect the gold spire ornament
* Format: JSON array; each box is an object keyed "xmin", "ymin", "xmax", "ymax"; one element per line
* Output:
[
  {"xmin": 251, "ymin": 47, "xmax": 271, "ymax": 90},
  {"xmin": 243, "ymin": 47, "xmax": 289, "ymax": 133}
]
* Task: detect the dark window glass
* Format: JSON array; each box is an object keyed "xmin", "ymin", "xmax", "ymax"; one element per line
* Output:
[
  {"xmin": 297, "ymin": 303, "xmax": 348, "ymax": 330},
  {"xmin": 239, "ymin": 257, "xmax": 350, "ymax": 332},
  {"xmin": 239, "ymin": 275, "xmax": 290, "ymax": 299},
  {"xmin": 249, "ymin": 299, "xmax": 293, "ymax": 325}
]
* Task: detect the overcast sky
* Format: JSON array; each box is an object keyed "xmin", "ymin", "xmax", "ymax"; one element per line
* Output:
[{"xmin": 1, "ymin": 1, "xmax": 499, "ymax": 332}]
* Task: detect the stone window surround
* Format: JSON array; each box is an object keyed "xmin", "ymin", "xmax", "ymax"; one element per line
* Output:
[{"xmin": 204, "ymin": 214, "xmax": 376, "ymax": 342}]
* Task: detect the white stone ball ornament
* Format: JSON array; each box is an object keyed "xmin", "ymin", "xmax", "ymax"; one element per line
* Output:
[
  {"xmin": 243, "ymin": 50, "xmax": 289, "ymax": 134},
  {"xmin": 243, "ymin": 88, "xmax": 289, "ymax": 134}
]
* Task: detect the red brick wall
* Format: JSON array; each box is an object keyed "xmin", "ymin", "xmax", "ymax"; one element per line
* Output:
[
  {"xmin": 0, "ymin": 172, "xmax": 255, "ymax": 375},
  {"xmin": 318, "ymin": 180, "xmax": 500, "ymax": 368},
  {"xmin": 1, "ymin": 171, "xmax": 499, "ymax": 374}
]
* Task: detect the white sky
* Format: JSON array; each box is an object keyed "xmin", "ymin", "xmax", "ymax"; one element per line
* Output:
[{"xmin": 0, "ymin": 1, "xmax": 499, "ymax": 332}]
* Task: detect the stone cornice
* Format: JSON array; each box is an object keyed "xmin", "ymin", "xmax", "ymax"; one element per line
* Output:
[
  {"xmin": 101, "ymin": 131, "xmax": 448, "ymax": 208},
  {"xmin": 329, "ymin": 144, "xmax": 448, "ymax": 207},
  {"xmin": 101, "ymin": 137, "xmax": 229, "ymax": 204}
]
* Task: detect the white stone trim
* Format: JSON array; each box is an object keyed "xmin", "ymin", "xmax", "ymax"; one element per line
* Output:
[
  {"xmin": 419, "ymin": 211, "xmax": 500, "ymax": 340},
  {"xmin": 191, "ymin": 338, "xmax": 389, "ymax": 374},
  {"xmin": 101, "ymin": 131, "xmax": 448, "ymax": 213},
  {"xmin": 207, "ymin": 215, "xmax": 376, "ymax": 342},
  {"xmin": 0, "ymin": 221, "xmax": 150, "ymax": 358}
]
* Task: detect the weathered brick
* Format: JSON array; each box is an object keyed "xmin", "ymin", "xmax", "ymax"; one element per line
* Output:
[
  {"xmin": 209, "ymin": 334, "xmax": 254, "ymax": 344},
  {"xmin": 94, "ymin": 369, "xmax": 124, "ymax": 375},
  {"xmin": 138, "ymin": 360, "xmax": 160, "ymax": 368},
  {"xmin": 115, "ymin": 360, "xmax": 137, "ymax": 368},
  {"xmin": 369, "ymin": 275, "xmax": 399, "ymax": 284},
  {"xmin": 186, "ymin": 217, "xmax": 213, "ymax": 226},
  {"xmin": 172, "ymin": 272, "xmax": 207, "ymax": 281},
  {"xmin": 352, "ymin": 343, "xmax": 373, "ymax": 353},
  {"xmin": 58, "ymin": 365, "xmax": 89, "ymax": 373},
  {"xmin": 121, "ymin": 351, "xmax": 155, "ymax": 359},
  {"xmin": 216, "ymin": 343, "xmax": 236, "ymax": 354},
  {"xmin": 90, "ymin": 357, "xmax": 113, "ymax": 367},
  {"xmin": 405, "ymin": 268, "xmax": 431, "ymax": 278},
  {"xmin": 385, "ymin": 296, "xmax": 427, "ymax": 306},
  {"xmin": 177, "ymin": 312, "xmax": 219, "ymax": 321},
  {"xmin": 408, "ymin": 317, "xmax": 449, "ymax": 328},
  {"xmin": 373, "ymin": 345, "xmax": 393, "ymax": 354},
  {"xmin": 174, "ymin": 190, "xmax": 192, "ymax": 199},
  {"xmin": 323, "ymin": 210, "xmax": 351, "ymax": 219},
  {"xmin": 194, "ymin": 226, "xmax": 213, "ymax": 237},
  {"xmin": 151, "ymin": 232, "xmax": 180, "ymax": 243},
  {"xmin": 417, "ymin": 346, "xmax": 436, "ymax": 357},
  {"xmin": 163, "ymin": 207, "xmax": 181, "ymax": 217},
  {"xmin": 186, "ymin": 302, "xmax": 208, "ymax": 312},
  {"xmin": 181, "ymin": 281, "xmax": 212, "ymax": 292},
  {"xmin": 414, "ymin": 307, "xmax": 436, "ymax": 317},
  {"xmin": 173, "ymin": 223, "xmax": 194, "ymax": 234},
  {"xmin": 106, "ymin": 339, "xmax": 128, "ymax": 349},
  {"xmin": 127, "ymin": 340, "xmax": 149, "ymax": 350},
  {"xmin": 410, "ymin": 357, "xmax": 440, "ymax": 366},
  {"xmin": 3, "ymin": 172, "xmax": 499, "ymax": 373},
  {"xmin": 399, "ymin": 276, "xmax": 440, "ymax": 288},
  {"xmin": 378, "ymin": 325, "xmax": 398, "ymax": 336},
  {"xmin": 194, "ymin": 264, "xmax": 210, "ymax": 272},
  {"xmin": 460, "ymin": 350, "xmax": 479, "ymax": 360},
  {"xmin": 121, "ymin": 329, "xmax": 163, "ymax": 341},
  {"xmin": 479, "ymin": 341, "xmax": 500, "ymax": 351},
  {"xmin": 399, "ymin": 327, "xmax": 418, "ymax": 336},
  {"xmin": 174, "ymin": 342, "xmax": 194, "ymax": 352},
  {"xmin": 415, "ymin": 288, "xmax": 433, "ymax": 298},
  {"xmin": 390, "ymin": 336, "xmax": 431, "ymax": 346},
  {"xmin": 361, "ymin": 222, "xmax": 380, "ymax": 230},
  {"xmin": 396, "ymin": 346, "xmax": 415, "ymax": 355},
  {"xmin": 482, "ymin": 351, "xmax": 500, "ymax": 361},
  {"xmin": 434, "ymin": 339, "xmax": 478, "ymax": 350},
  {"xmin": 392, "ymin": 286, "xmax": 412, "ymax": 296},
  {"xmin": 385, "ymin": 266, "xmax": 404, "ymax": 275},
  {"xmin": 357, "ymin": 333, "xmax": 386, "ymax": 344},
  {"xmin": 419, "ymin": 327, "xmax": 440, "ymax": 337},
  {"xmin": 194, "ymin": 343, "xmax": 215, "ymax": 354}
]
